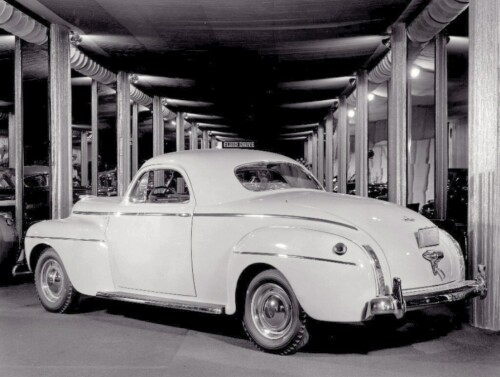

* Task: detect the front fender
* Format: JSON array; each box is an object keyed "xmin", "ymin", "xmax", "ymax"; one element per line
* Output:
[
  {"xmin": 25, "ymin": 215, "xmax": 114, "ymax": 296},
  {"xmin": 226, "ymin": 226, "xmax": 377, "ymax": 322}
]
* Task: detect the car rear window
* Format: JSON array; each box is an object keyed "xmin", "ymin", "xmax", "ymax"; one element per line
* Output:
[{"xmin": 235, "ymin": 162, "xmax": 322, "ymax": 192}]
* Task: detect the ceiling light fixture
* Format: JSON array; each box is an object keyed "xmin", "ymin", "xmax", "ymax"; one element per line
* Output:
[
  {"xmin": 410, "ymin": 66, "xmax": 421, "ymax": 79},
  {"xmin": 368, "ymin": 93, "xmax": 375, "ymax": 101},
  {"xmin": 347, "ymin": 109, "xmax": 355, "ymax": 118}
]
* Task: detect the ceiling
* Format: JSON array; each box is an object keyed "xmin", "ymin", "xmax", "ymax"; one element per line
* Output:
[{"xmin": 12, "ymin": 0, "xmax": 446, "ymax": 143}]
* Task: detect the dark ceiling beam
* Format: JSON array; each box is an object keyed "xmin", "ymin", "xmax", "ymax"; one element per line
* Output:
[
  {"xmin": 216, "ymin": 136, "xmax": 247, "ymax": 142},
  {"xmin": 280, "ymin": 130, "xmax": 313, "ymax": 138},
  {"xmin": 197, "ymin": 123, "xmax": 229, "ymax": 129},
  {"xmin": 209, "ymin": 131, "xmax": 239, "ymax": 137},
  {"xmin": 280, "ymin": 99, "xmax": 338, "ymax": 110},
  {"xmin": 279, "ymin": 136, "xmax": 308, "ymax": 141},
  {"xmin": 166, "ymin": 98, "xmax": 214, "ymax": 108},
  {"xmin": 281, "ymin": 123, "xmax": 318, "ymax": 130},
  {"xmin": 277, "ymin": 76, "xmax": 353, "ymax": 91},
  {"xmin": 185, "ymin": 113, "xmax": 223, "ymax": 121}
]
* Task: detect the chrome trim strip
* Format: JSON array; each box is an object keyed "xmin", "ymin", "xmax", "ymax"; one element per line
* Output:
[
  {"xmin": 194, "ymin": 213, "xmax": 357, "ymax": 230},
  {"xmin": 362, "ymin": 245, "xmax": 386, "ymax": 296},
  {"xmin": 73, "ymin": 211, "xmax": 355, "ymax": 229},
  {"xmin": 96, "ymin": 292, "xmax": 224, "ymax": 315},
  {"xmin": 73, "ymin": 211, "xmax": 191, "ymax": 217},
  {"xmin": 235, "ymin": 251, "xmax": 356, "ymax": 266},
  {"xmin": 25, "ymin": 235, "xmax": 104, "ymax": 242}
]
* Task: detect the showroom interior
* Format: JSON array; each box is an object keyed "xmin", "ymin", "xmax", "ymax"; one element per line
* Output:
[{"xmin": 1, "ymin": 0, "xmax": 500, "ymax": 373}]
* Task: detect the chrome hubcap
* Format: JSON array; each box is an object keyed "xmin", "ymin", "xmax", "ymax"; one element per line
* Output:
[
  {"xmin": 251, "ymin": 283, "xmax": 293, "ymax": 339},
  {"xmin": 40, "ymin": 259, "xmax": 64, "ymax": 303}
]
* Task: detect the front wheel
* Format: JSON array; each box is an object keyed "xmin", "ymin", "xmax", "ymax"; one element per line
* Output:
[
  {"xmin": 34, "ymin": 248, "xmax": 80, "ymax": 313},
  {"xmin": 242, "ymin": 269, "xmax": 308, "ymax": 355}
]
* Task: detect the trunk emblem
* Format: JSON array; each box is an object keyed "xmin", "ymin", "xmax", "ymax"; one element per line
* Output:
[{"xmin": 422, "ymin": 250, "xmax": 445, "ymax": 280}]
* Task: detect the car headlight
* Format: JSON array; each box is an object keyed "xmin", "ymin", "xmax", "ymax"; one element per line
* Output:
[{"xmin": 441, "ymin": 230, "xmax": 465, "ymax": 280}]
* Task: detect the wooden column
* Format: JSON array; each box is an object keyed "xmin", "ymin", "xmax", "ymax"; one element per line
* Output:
[
  {"xmin": 325, "ymin": 111, "xmax": 334, "ymax": 192},
  {"xmin": 152, "ymin": 96, "xmax": 163, "ymax": 156},
  {"xmin": 49, "ymin": 24, "xmax": 72, "ymax": 218},
  {"xmin": 176, "ymin": 112, "xmax": 185, "ymax": 151},
  {"xmin": 435, "ymin": 32, "xmax": 448, "ymax": 219},
  {"xmin": 202, "ymin": 129, "xmax": 209, "ymax": 149},
  {"xmin": 338, "ymin": 96, "xmax": 348, "ymax": 193},
  {"xmin": 190, "ymin": 124, "xmax": 198, "ymax": 150},
  {"xmin": 469, "ymin": 0, "xmax": 500, "ymax": 331},
  {"xmin": 91, "ymin": 80, "xmax": 98, "ymax": 196},
  {"xmin": 303, "ymin": 138, "xmax": 308, "ymax": 162},
  {"xmin": 317, "ymin": 122, "xmax": 325, "ymax": 185},
  {"xmin": 80, "ymin": 132, "xmax": 88, "ymax": 187},
  {"xmin": 131, "ymin": 102, "xmax": 139, "ymax": 175},
  {"xmin": 388, "ymin": 23, "xmax": 407, "ymax": 206},
  {"xmin": 14, "ymin": 38, "xmax": 23, "ymax": 239},
  {"xmin": 8, "ymin": 113, "xmax": 15, "ymax": 169},
  {"xmin": 312, "ymin": 129, "xmax": 318, "ymax": 178},
  {"xmin": 116, "ymin": 71, "xmax": 131, "ymax": 196},
  {"xmin": 355, "ymin": 70, "xmax": 369, "ymax": 197},
  {"xmin": 307, "ymin": 134, "xmax": 313, "ymax": 167}
]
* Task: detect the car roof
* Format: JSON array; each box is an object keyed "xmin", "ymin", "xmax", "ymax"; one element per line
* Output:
[{"xmin": 142, "ymin": 149, "xmax": 299, "ymax": 205}]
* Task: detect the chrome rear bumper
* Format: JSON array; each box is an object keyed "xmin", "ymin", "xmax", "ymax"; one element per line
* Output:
[{"xmin": 364, "ymin": 265, "xmax": 487, "ymax": 320}]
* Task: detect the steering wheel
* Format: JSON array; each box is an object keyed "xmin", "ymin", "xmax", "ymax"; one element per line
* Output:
[{"xmin": 149, "ymin": 186, "xmax": 176, "ymax": 202}]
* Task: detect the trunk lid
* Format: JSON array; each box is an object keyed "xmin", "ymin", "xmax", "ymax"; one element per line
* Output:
[{"xmin": 256, "ymin": 190, "xmax": 459, "ymax": 290}]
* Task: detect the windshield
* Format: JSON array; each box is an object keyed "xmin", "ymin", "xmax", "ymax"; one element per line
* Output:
[{"xmin": 235, "ymin": 162, "xmax": 322, "ymax": 192}]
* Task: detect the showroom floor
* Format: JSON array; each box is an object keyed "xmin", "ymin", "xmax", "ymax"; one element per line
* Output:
[{"xmin": 1, "ymin": 279, "xmax": 499, "ymax": 377}]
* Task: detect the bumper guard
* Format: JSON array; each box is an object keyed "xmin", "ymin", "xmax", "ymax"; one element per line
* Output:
[{"xmin": 364, "ymin": 264, "xmax": 487, "ymax": 320}]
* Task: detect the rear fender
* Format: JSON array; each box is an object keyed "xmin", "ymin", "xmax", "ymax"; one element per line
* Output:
[{"xmin": 226, "ymin": 226, "xmax": 376, "ymax": 322}]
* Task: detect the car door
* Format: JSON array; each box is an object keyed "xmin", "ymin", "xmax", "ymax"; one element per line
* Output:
[{"xmin": 106, "ymin": 166, "xmax": 196, "ymax": 296}]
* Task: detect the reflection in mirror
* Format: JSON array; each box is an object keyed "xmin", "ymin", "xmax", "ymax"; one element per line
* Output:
[
  {"xmin": 21, "ymin": 38, "xmax": 50, "ymax": 223},
  {"xmin": 367, "ymin": 82, "xmax": 388, "ymax": 201},
  {"xmin": 71, "ymin": 72, "xmax": 92, "ymax": 202},
  {"xmin": 408, "ymin": 41, "xmax": 436, "ymax": 213},
  {"xmin": 97, "ymin": 83, "xmax": 117, "ymax": 196},
  {"xmin": 0, "ymin": 30, "xmax": 14, "ymax": 169}
]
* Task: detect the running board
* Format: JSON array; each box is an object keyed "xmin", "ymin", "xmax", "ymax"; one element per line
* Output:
[{"xmin": 96, "ymin": 291, "xmax": 225, "ymax": 315}]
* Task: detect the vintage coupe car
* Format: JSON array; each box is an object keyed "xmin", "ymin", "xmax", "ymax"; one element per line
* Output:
[{"xmin": 25, "ymin": 150, "xmax": 486, "ymax": 354}]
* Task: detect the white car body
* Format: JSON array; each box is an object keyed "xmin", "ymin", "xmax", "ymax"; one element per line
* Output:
[{"xmin": 25, "ymin": 149, "xmax": 486, "ymax": 323}]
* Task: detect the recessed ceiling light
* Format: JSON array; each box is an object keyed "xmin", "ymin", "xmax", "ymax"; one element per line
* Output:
[
  {"xmin": 368, "ymin": 93, "xmax": 375, "ymax": 101},
  {"xmin": 347, "ymin": 109, "xmax": 355, "ymax": 118}
]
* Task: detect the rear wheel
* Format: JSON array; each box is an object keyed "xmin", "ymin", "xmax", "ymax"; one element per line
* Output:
[
  {"xmin": 242, "ymin": 269, "xmax": 308, "ymax": 354},
  {"xmin": 34, "ymin": 248, "xmax": 80, "ymax": 313}
]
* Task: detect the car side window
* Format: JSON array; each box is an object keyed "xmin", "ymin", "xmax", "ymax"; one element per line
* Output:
[{"xmin": 129, "ymin": 169, "xmax": 190, "ymax": 204}]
